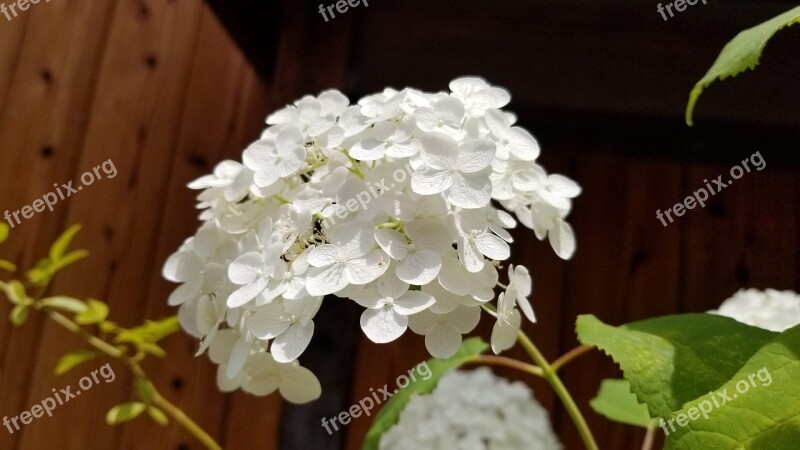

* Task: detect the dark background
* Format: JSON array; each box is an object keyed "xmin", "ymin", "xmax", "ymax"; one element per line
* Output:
[{"xmin": 0, "ymin": 0, "xmax": 798, "ymax": 449}]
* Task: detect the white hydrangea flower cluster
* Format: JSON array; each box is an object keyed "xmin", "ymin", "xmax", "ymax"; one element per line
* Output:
[
  {"xmin": 710, "ymin": 288, "xmax": 800, "ymax": 332},
  {"xmin": 379, "ymin": 368, "xmax": 561, "ymax": 450},
  {"xmin": 163, "ymin": 77, "xmax": 580, "ymax": 403}
]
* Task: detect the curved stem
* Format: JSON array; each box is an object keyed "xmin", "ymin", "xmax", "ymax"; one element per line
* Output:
[
  {"xmin": 552, "ymin": 345, "xmax": 593, "ymax": 372},
  {"xmin": 517, "ymin": 331, "xmax": 599, "ymax": 450},
  {"xmin": 37, "ymin": 307, "xmax": 223, "ymax": 450},
  {"xmin": 472, "ymin": 354, "xmax": 544, "ymax": 378},
  {"xmin": 151, "ymin": 388, "xmax": 222, "ymax": 450}
]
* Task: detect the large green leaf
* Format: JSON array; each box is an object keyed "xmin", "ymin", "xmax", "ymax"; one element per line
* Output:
[
  {"xmin": 590, "ymin": 379, "xmax": 652, "ymax": 428},
  {"xmin": 362, "ymin": 337, "xmax": 489, "ymax": 450},
  {"xmin": 665, "ymin": 323, "xmax": 800, "ymax": 449},
  {"xmin": 576, "ymin": 314, "xmax": 776, "ymax": 418},
  {"xmin": 686, "ymin": 6, "xmax": 800, "ymax": 125}
]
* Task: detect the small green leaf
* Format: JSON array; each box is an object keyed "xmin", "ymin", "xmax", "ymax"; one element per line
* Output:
[
  {"xmin": 9, "ymin": 304, "xmax": 29, "ymax": 326},
  {"xmin": 49, "ymin": 224, "xmax": 82, "ymax": 261},
  {"xmin": 141, "ymin": 342, "xmax": 166, "ymax": 358},
  {"xmin": 362, "ymin": 337, "xmax": 489, "ymax": 450},
  {"xmin": 590, "ymin": 379, "xmax": 653, "ymax": 428},
  {"xmin": 136, "ymin": 379, "xmax": 155, "ymax": 404},
  {"xmin": 26, "ymin": 258, "xmax": 53, "ymax": 287},
  {"xmin": 99, "ymin": 320, "xmax": 119, "ymax": 334},
  {"xmin": 0, "ymin": 259, "xmax": 16, "ymax": 272},
  {"xmin": 5, "ymin": 280, "xmax": 32, "ymax": 306},
  {"xmin": 147, "ymin": 407, "xmax": 169, "ymax": 426},
  {"xmin": 0, "ymin": 223, "xmax": 8, "ymax": 244},
  {"xmin": 74, "ymin": 298, "xmax": 109, "ymax": 325},
  {"xmin": 576, "ymin": 314, "xmax": 776, "ymax": 418},
  {"xmin": 106, "ymin": 402, "xmax": 146, "ymax": 425},
  {"xmin": 41, "ymin": 296, "xmax": 88, "ymax": 314},
  {"xmin": 686, "ymin": 6, "xmax": 800, "ymax": 125},
  {"xmin": 50, "ymin": 250, "xmax": 89, "ymax": 272},
  {"xmin": 54, "ymin": 350, "xmax": 98, "ymax": 375}
]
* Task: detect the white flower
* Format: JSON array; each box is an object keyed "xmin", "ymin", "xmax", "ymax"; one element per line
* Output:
[
  {"xmin": 506, "ymin": 264, "xmax": 536, "ymax": 323},
  {"xmin": 412, "ymin": 132, "xmax": 495, "ymax": 209},
  {"xmin": 306, "ymin": 222, "xmax": 389, "ymax": 296},
  {"xmin": 374, "ymin": 221, "xmax": 451, "ymax": 285},
  {"xmin": 414, "ymin": 97, "xmax": 465, "ymax": 138},
  {"xmin": 350, "ymin": 120, "xmax": 421, "ymax": 160},
  {"xmin": 242, "ymin": 352, "xmax": 322, "ymax": 403},
  {"xmin": 248, "ymin": 296, "xmax": 322, "ymax": 362},
  {"xmin": 379, "ymin": 368, "xmax": 561, "ymax": 450},
  {"xmin": 484, "ymin": 108, "xmax": 539, "ymax": 161},
  {"xmin": 353, "ymin": 274, "xmax": 435, "ymax": 343},
  {"xmin": 408, "ymin": 305, "xmax": 481, "ymax": 358},
  {"xmin": 243, "ymin": 126, "xmax": 306, "ymax": 188},
  {"xmin": 709, "ymin": 288, "xmax": 800, "ymax": 332},
  {"xmin": 165, "ymin": 77, "xmax": 582, "ymax": 400},
  {"xmin": 455, "ymin": 209, "xmax": 510, "ymax": 273}
]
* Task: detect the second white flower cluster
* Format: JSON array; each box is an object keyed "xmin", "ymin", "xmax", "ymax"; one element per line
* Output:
[{"xmin": 163, "ymin": 77, "xmax": 581, "ymax": 403}]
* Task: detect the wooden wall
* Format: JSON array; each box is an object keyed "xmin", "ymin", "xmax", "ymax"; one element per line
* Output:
[{"xmin": 1, "ymin": 1, "xmax": 798, "ymax": 449}]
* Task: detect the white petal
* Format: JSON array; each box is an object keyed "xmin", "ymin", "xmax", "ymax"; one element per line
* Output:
[
  {"xmin": 396, "ymin": 250, "xmax": 441, "ymax": 285},
  {"xmin": 475, "ymin": 234, "xmax": 510, "ymax": 261},
  {"xmin": 420, "ymin": 132, "xmax": 459, "ymax": 169},
  {"xmin": 227, "ymin": 277, "xmax": 269, "ymax": 308},
  {"xmin": 425, "ymin": 323, "xmax": 462, "ymax": 358},
  {"xmin": 458, "ymin": 240, "xmax": 485, "ymax": 273},
  {"xmin": 549, "ymin": 219, "xmax": 576, "ymax": 260},
  {"xmin": 517, "ymin": 296, "xmax": 537, "ymax": 323},
  {"xmin": 306, "ymin": 264, "xmax": 348, "ymax": 296},
  {"xmin": 491, "ymin": 310, "xmax": 521, "ymax": 354},
  {"xmin": 449, "ymin": 171, "xmax": 491, "ymax": 209},
  {"xmin": 456, "ymin": 139, "xmax": 495, "ymax": 173},
  {"xmin": 374, "ymin": 229, "xmax": 410, "ymax": 260},
  {"xmin": 307, "ymin": 244, "xmax": 342, "ymax": 267},
  {"xmin": 377, "ymin": 274, "xmax": 410, "ymax": 299},
  {"xmin": 411, "ymin": 168, "xmax": 453, "ymax": 195},
  {"xmin": 512, "ymin": 265, "xmax": 533, "ymax": 297},
  {"xmin": 484, "ymin": 108, "xmax": 510, "ymax": 138},
  {"xmin": 271, "ymin": 322, "xmax": 314, "ymax": 362},
  {"xmin": 217, "ymin": 365, "xmax": 243, "ymax": 392},
  {"xmin": 434, "ymin": 97, "xmax": 465, "ymax": 123},
  {"xmin": 394, "ymin": 291, "xmax": 436, "ymax": 315},
  {"xmin": 360, "ymin": 307, "xmax": 407, "ymax": 343},
  {"xmin": 505, "ymin": 128, "xmax": 540, "ymax": 161},
  {"xmin": 279, "ymin": 364, "xmax": 322, "ymax": 404},
  {"xmin": 226, "ymin": 337, "xmax": 251, "ymax": 379},
  {"xmin": 448, "ymin": 305, "xmax": 481, "ymax": 333},
  {"xmin": 228, "ymin": 252, "xmax": 264, "ymax": 284},
  {"xmin": 208, "ymin": 329, "xmax": 239, "ymax": 364},
  {"xmin": 248, "ymin": 304, "xmax": 292, "ymax": 339},
  {"xmin": 346, "ymin": 250, "xmax": 389, "ymax": 285}
]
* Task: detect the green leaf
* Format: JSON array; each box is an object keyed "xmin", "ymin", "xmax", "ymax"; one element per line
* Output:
[
  {"xmin": 576, "ymin": 314, "xmax": 776, "ymax": 418},
  {"xmin": 362, "ymin": 337, "xmax": 489, "ymax": 450},
  {"xmin": 41, "ymin": 296, "xmax": 88, "ymax": 314},
  {"xmin": 9, "ymin": 304, "xmax": 29, "ymax": 326},
  {"xmin": 686, "ymin": 6, "xmax": 800, "ymax": 125},
  {"xmin": 106, "ymin": 402, "xmax": 146, "ymax": 425},
  {"xmin": 26, "ymin": 258, "xmax": 53, "ymax": 287},
  {"xmin": 136, "ymin": 379, "xmax": 155, "ymax": 404},
  {"xmin": 5, "ymin": 280, "xmax": 32, "ymax": 306},
  {"xmin": 665, "ymin": 323, "xmax": 800, "ymax": 449},
  {"xmin": 50, "ymin": 249, "xmax": 89, "ymax": 272},
  {"xmin": 74, "ymin": 298, "xmax": 109, "ymax": 325},
  {"xmin": 590, "ymin": 379, "xmax": 653, "ymax": 428},
  {"xmin": 49, "ymin": 224, "xmax": 82, "ymax": 261},
  {"xmin": 0, "ymin": 223, "xmax": 8, "ymax": 244},
  {"xmin": 147, "ymin": 407, "xmax": 168, "ymax": 426},
  {"xmin": 54, "ymin": 350, "xmax": 98, "ymax": 375},
  {"xmin": 0, "ymin": 259, "xmax": 16, "ymax": 272}
]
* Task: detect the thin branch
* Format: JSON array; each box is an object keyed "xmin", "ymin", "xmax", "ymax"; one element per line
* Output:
[
  {"xmin": 551, "ymin": 345, "xmax": 594, "ymax": 372},
  {"xmin": 471, "ymin": 354, "xmax": 544, "ymax": 377}
]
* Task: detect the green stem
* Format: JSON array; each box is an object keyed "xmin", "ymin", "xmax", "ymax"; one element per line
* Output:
[
  {"xmin": 551, "ymin": 345, "xmax": 593, "ymax": 372},
  {"xmin": 472, "ymin": 354, "xmax": 545, "ymax": 378},
  {"xmin": 34, "ymin": 306, "xmax": 223, "ymax": 450},
  {"xmin": 517, "ymin": 331, "xmax": 599, "ymax": 450}
]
